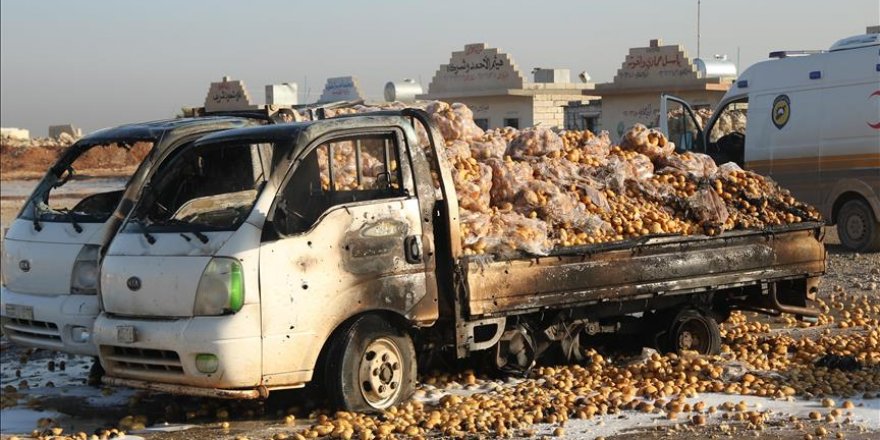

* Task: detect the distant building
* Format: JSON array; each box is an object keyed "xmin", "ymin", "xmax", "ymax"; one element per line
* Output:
[
  {"xmin": 204, "ymin": 76, "xmax": 258, "ymax": 112},
  {"xmin": 266, "ymin": 83, "xmax": 298, "ymax": 106},
  {"xmin": 563, "ymin": 101, "xmax": 601, "ymax": 132},
  {"xmin": 420, "ymin": 43, "xmax": 598, "ymax": 130},
  {"xmin": 0, "ymin": 127, "xmax": 30, "ymax": 140},
  {"xmin": 317, "ymin": 76, "xmax": 365, "ymax": 103},
  {"xmin": 48, "ymin": 124, "xmax": 82, "ymax": 139},
  {"xmin": 593, "ymin": 39, "xmax": 735, "ymax": 141}
]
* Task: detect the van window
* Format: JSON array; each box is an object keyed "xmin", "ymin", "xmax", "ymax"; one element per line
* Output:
[
  {"xmin": 709, "ymin": 100, "xmax": 749, "ymax": 143},
  {"xmin": 130, "ymin": 142, "xmax": 268, "ymax": 230},
  {"xmin": 666, "ymin": 102, "xmax": 701, "ymax": 152},
  {"xmin": 24, "ymin": 142, "xmax": 153, "ymax": 223},
  {"xmin": 272, "ymin": 133, "xmax": 405, "ymax": 236}
]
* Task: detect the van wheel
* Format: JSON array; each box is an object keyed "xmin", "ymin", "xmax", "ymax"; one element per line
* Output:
[
  {"xmin": 325, "ymin": 315, "xmax": 416, "ymax": 413},
  {"xmin": 664, "ymin": 309, "xmax": 721, "ymax": 355},
  {"xmin": 837, "ymin": 199, "xmax": 880, "ymax": 252}
]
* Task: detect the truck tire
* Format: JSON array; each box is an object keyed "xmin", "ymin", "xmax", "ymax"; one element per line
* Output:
[
  {"xmin": 837, "ymin": 199, "xmax": 880, "ymax": 252},
  {"xmin": 665, "ymin": 309, "xmax": 721, "ymax": 355},
  {"xmin": 324, "ymin": 314, "xmax": 416, "ymax": 413}
]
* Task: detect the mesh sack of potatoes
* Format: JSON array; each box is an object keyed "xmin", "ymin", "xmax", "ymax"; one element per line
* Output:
[
  {"xmin": 486, "ymin": 211, "xmax": 553, "ymax": 256},
  {"xmin": 595, "ymin": 153, "xmax": 655, "ymax": 193},
  {"xmin": 620, "ymin": 123, "xmax": 675, "ymax": 160},
  {"xmin": 459, "ymin": 209, "xmax": 494, "ymax": 248},
  {"xmin": 426, "ymin": 101, "xmax": 485, "ymax": 143},
  {"xmin": 561, "ymin": 129, "xmax": 612, "ymax": 158},
  {"xmin": 469, "ymin": 132, "xmax": 509, "ymax": 161},
  {"xmin": 658, "ymin": 152, "xmax": 718, "ymax": 178},
  {"xmin": 512, "ymin": 180, "xmax": 580, "ymax": 225},
  {"xmin": 451, "ymin": 160, "xmax": 493, "ymax": 213},
  {"xmin": 486, "ymin": 157, "xmax": 534, "ymax": 206},
  {"xmin": 506, "ymin": 127, "xmax": 564, "ymax": 159}
]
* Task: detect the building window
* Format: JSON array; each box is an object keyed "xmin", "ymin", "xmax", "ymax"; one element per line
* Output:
[
  {"xmin": 503, "ymin": 118, "xmax": 520, "ymax": 129},
  {"xmin": 473, "ymin": 118, "xmax": 489, "ymax": 131},
  {"xmin": 583, "ymin": 116, "xmax": 598, "ymax": 133}
]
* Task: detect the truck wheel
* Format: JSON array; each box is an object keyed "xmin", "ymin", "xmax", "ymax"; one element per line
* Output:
[
  {"xmin": 325, "ymin": 314, "xmax": 416, "ymax": 413},
  {"xmin": 837, "ymin": 199, "xmax": 880, "ymax": 252},
  {"xmin": 666, "ymin": 309, "xmax": 721, "ymax": 355}
]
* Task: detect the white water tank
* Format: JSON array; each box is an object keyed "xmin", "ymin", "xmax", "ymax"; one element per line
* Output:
[
  {"xmin": 384, "ymin": 79, "xmax": 423, "ymax": 102},
  {"xmin": 694, "ymin": 55, "xmax": 737, "ymax": 79}
]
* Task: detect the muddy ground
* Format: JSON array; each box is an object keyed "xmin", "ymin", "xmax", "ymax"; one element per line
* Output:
[{"xmin": 1, "ymin": 182, "xmax": 878, "ymax": 440}]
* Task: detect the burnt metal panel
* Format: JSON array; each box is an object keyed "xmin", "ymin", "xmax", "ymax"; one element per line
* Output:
[{"xmin": 464, "ymin": 224, "xmax": 825, "ymax": 318}]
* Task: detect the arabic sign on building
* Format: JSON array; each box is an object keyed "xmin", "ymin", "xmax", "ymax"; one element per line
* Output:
[
  {"xmin": 204, "ymin": 76, "xmax": 255, "ymax": 112},
  {"xmin": 427, "ymin": 43, "xmax": 525, "ymax": 94},
  {"xmin": 613, "ymin": 39, "xmax": 698, "ymax": 85},
  {"xmin": 318, "ymin": 76, "xmax": 365, "ymax": 103}
]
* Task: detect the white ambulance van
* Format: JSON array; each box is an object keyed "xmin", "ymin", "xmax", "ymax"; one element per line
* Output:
[
  {"xmin": 661, "ymin": 32, "xmax": 880, "ymax": 251},
  {"xmin": 1, "ymin": 117, "xmax": 258, "ymax": 356}
]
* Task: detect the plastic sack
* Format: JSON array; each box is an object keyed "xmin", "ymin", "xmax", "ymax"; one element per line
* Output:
[
  {"xmin": 506, "ymin": 127, "xmax": 564, "ymax": 159},
  {"xmin": 452, "ymin": 160, "xmax": 493, "ymax": 213},
  {"xmin": 620, "ymin": 123, "xmax": 674, "ymax": 160},
  {"xmin": 426, "ymin": 101, "xmax": 485, "ymax": 142},
  {"xmin": 659, "ymin": 152, "xmax": 718, "ymax": 178},
  {"xmin": 486, "ymin": 157, "xmax": 534, "ymax": 206},
  {"xmin": 686, "ymin": 187, "xmax": 730, "ymax": 226}
]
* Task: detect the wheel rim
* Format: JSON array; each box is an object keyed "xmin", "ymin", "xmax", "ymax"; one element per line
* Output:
[
  {"xmin": 843, "ymin": 211, "xmax": 867, "ymax": 242},
  {"xmin": 676, "ymin": 319, "xmax": 711, "ymax": 353},
  {"xmin": 358, "ymin": 337, "xmax": 404, "ymax": 409}
]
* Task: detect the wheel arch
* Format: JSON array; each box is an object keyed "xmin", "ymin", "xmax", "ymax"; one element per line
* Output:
[
  {"xmin": 828, "ymin": 183, "xmax": 880, "ymax": 225},
  {"xmin": 311, "ymin": 309, "xmax": 414, "ymax": 381}
]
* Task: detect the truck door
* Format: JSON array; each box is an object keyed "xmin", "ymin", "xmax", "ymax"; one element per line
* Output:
[
  {"xmin": 257, "ymin": 129, "xmax": 429, "ymax": 383},
  {"xmin": 659, "ymin": 94, "xmax": 705, "ymax": 154}
]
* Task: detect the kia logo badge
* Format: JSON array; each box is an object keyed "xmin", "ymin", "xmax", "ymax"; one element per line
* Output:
[
  {"xmin": 126, "ymin": 276, "xmax": 142, "ymax": 291},
  {"xmin": 18, "ymin": 260, "xmax": 30, "ymax": 272}
]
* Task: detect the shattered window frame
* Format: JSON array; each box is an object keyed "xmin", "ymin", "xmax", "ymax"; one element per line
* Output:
[
  {"xmin": 270, "ymin": 131, "xmax": 408, "ymax": 237},
  {"xmin": 125, "ymin": 140, "xmax": 272, "ymax": 232}
]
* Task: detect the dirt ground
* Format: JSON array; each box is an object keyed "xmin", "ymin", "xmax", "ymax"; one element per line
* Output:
[{"xmin": 0, "ymin": 184, "xmax": 878, "ymax": 440}]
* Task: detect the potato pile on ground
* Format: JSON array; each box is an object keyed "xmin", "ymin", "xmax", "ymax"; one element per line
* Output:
[{"xmin": 313, "ymin": 101, "xmax": 820, "ymax": 257}]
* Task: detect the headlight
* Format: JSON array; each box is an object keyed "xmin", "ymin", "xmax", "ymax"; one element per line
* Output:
[
  {"xmin": 70, "ymin": 245, "xmax": 101, "ymax": 294},
  {"xmin": 193, "ymin": 258, "xmax": 244, "ymax": 316}
]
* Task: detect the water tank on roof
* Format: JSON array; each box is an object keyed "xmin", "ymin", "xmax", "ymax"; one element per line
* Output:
[
  {"xmin": 694, "ymin": 55, "xmax": 737, "ymax": 79},
  {"xmin": 384, "ymin": 79, "xmax": 423, "ymax": 102}
]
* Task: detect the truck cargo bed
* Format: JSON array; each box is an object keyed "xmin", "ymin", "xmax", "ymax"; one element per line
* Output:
[{"xmin": 462, "ymin": 222, "xmax": 825, "ymax": 318}]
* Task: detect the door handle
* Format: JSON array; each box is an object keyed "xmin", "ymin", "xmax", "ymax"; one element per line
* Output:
[{"xmin": 404, "ymin": 235, "xmax": 422, "ymax": 264}]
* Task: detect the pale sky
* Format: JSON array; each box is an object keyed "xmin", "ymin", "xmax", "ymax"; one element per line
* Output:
[{"xmin": 1, "ymin": 0, "xmax": 877, "ymax": 136}]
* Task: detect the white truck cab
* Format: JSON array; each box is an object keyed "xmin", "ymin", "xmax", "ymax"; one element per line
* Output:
[
  {"xmin": 1, "ymin": 117, "xmax": 259, "ymax": 356},
  {"xmin": 94, "ymin": 111, "xmax": 442, "ymax": 410},
  {"xmin": 660, "ymin": 32, "xmax": 880, "ymax": 251}
]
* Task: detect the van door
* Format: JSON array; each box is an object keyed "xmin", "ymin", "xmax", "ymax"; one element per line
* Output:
[
  {"xmin": 747, "ymin": 90, "xmax": 822, "ymax": 207},
  {"xmin": 257, "ymin": 130, "xmax": 428, "ymax": 383},
  {"xmin": 659, "ymin": 94, "xmax": 704, "ymax": 154}
]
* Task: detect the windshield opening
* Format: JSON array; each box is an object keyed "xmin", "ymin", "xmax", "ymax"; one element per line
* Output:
[
  {"xmin": 128, "ymin": 141, "xmax": 270, "ymax": 231},
  {"xmin": 22, "ymin": 141, "xmax": 153, "ymax": 223}
]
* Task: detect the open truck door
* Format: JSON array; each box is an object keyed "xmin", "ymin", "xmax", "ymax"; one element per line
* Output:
[{"xmin": 659, "ymin": 94, "xmax": 705, "ymax": 154}]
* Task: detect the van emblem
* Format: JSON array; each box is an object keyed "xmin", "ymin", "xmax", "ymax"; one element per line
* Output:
[
  {"xmin": 771, "ymin": 94, "xmax": 791, "ymax": 129},
  {"xmin": 18, "ymin": 260, "xmax": 30, "ymax": 272},
  {"xmin": 126, "ymin": 276, "xmax": 142, "ymax": 291}
]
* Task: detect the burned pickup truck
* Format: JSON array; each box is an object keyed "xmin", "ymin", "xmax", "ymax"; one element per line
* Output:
[{"xmin": 92, "ymin": 109, "xmax": 824, "ymax": 412}]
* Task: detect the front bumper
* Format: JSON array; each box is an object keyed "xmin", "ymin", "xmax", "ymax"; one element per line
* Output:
[
  {"xmin": 92, "ymin": 305, "xmax": 262, "ymax": 390},
  {"xmin": 102, "ymin": 376, "xmax": 265, "ymax": 399},
  {"xmin": 0, "ymin": 286, "xmax": 99, "ymax": 356}
]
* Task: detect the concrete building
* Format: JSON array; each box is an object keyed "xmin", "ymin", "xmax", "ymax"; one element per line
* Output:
[
  {"xmin": 420, "ymin": 43, "xmax": 598, "ymax": 130},
  {"xmin": 594, "ymin": 39, "xmax": 734, "ymax": 141},
  {"xmin": 0, "ymin": 127, "xmax": 30, "ymax": 140},
  {"xmin": 48, "ymin": 124, "xmax": 82, "ymax": 139}
]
